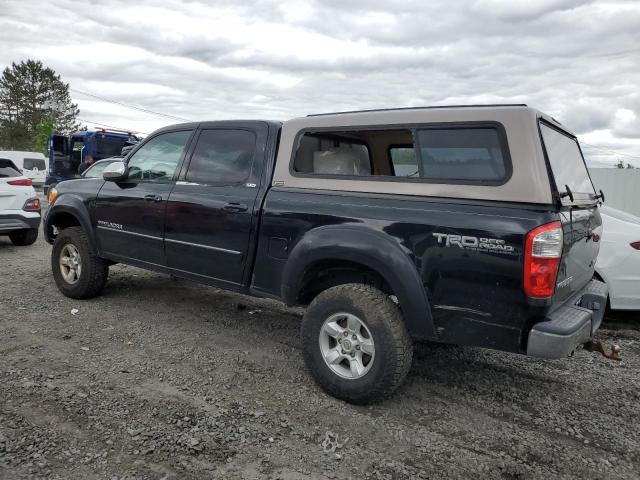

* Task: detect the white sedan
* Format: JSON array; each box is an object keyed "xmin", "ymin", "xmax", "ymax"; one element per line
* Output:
[{"xmin": 596, "ymin": 206, "xmax": 640, "ymax": 310}]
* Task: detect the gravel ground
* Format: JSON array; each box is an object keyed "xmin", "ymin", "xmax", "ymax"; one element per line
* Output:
[{"xmin": 1, "ymin": 204, "xmax": 639, "ymax": 479}]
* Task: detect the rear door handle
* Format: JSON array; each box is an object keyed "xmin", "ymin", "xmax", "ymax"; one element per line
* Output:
[
  {"xmin": 223, "ymin": 202, "xmax": 248, "ymax": 212},
  {"xmin": 144, "ymin": 194, "xmax": 163, "ymax": 203}
]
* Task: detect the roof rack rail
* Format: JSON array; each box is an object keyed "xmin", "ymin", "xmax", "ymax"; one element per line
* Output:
[
  {"xmin": 94, "ymin": 127, "xmax": 137, "ymax": 135},
  {"xmin": 307, "ymin": 104, "xmax": 528, "ymax": 117}
]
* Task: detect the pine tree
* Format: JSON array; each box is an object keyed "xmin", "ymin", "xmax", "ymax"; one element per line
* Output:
[{"xmin": 0, "ymin": 59, "xmax": 80, "ymax": 150}]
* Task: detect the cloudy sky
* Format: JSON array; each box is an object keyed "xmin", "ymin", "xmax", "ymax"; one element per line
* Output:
[{"xmin": 1, "ymin": 0, "xmax": 639, "ymax": 166}]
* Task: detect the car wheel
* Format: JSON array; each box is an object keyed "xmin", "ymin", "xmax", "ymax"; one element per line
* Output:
[
  {"xmin": 301, "ymin": 283, "xmax": 413, "ymax": 404},
  {"xmin": 51, "ymin": 227, "xmax": 108, "ymax": 299},
  {"xmin": 9, "ymin": 228, "xmax": 39, "ymax": 246}
]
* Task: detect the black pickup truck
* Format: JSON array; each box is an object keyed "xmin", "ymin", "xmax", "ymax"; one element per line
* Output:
[{"xmin": 44, "ymin": 105, "xmax": 607, "ymax": 404}]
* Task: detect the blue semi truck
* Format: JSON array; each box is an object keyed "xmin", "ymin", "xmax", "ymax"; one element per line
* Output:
[{"xmin": 44, "ymin": 129, "xmax": 140, "ymax": 195}]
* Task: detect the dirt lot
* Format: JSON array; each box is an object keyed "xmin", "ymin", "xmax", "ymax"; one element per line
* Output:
[{"xmin": 1, "ymin": 209, "xmax": 640, "ymax": 479}]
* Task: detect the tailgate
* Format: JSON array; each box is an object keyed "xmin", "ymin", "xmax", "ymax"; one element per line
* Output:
[{"xmin": 553, "ymin": 205, "xmax": 602, "ymax": 305}]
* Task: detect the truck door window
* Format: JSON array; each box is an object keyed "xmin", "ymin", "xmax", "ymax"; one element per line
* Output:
[
  {"xmin": 126, "ymin": 130, "xmax": 191, "ymax": 182},
  {"xmin": 185, "ymin": 129, "xmax": 256, "ymax": 185}
]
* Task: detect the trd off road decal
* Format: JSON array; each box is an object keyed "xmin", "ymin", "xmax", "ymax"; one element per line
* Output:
[{"xmin": 433, "ymin": 233, "xmax": 515, "ymax": 255}]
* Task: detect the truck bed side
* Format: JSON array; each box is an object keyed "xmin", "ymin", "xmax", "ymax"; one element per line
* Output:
[{"xmin": 252, "ymin": 189, "xmax": 558, "ymax": 352}]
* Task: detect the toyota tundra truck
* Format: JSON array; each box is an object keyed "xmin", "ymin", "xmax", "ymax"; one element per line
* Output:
[{"xmin": 44, "ymin": 105, "xmax": 607, "ymax": 404}]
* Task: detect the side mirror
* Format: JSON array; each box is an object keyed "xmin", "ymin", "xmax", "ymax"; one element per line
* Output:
[{"xmin": 103, "ymin": 161, "xmax": 127, "ymax": 182}]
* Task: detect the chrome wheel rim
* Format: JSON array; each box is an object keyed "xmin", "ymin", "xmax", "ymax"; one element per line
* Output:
[
  {"xmin": 319, "ymin": 312, "xmax": 375, "ymax": 380},
  {"xmin": 59, "ymin": 244, "xmax": 82, "ymax": 284}
]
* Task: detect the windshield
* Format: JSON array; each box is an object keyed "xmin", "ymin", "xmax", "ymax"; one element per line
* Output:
[{"xmin": 540, "ymin": 122, "xmax": 596, "ymax": 201}]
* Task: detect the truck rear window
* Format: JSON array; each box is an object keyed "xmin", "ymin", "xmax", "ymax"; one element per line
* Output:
[{"xmin": 540, "ymin": 123, "xmax": 595, "ymax": 201}]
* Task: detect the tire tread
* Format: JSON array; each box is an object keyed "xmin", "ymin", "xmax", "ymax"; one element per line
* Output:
[
  {"xmin": 302, "ymin": 283, "xmax": 413, "ymax": 404},
  {"xmin": 52, "ymin": 227, "xmax": 108, "ymax": 299}
]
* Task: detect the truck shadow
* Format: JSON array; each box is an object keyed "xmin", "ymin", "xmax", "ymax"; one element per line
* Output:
[{"xmin": 102, "ymin": 267, "xmax": 634, "ymax": 415}]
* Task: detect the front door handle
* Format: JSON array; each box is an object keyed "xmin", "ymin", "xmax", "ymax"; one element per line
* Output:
[
  {"xmin": 144, "ymin": 194, "xmax": 163, "ymax": 203},
  {"xmin": 223, "ymin": 202, "xmax": 248, "ymax": 213}
]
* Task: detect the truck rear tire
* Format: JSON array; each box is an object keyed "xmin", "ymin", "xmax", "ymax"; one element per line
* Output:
[
  {"xmin": 51, "ymin": 226, "xmax": 108, "ymax": 299},
  {"xmin": 301, "ymin": 283, "xmax": 413, "ymax": 404},
  {"xmin": 9, "ymin": 228, "xmax": 39, "ymax": 246}
]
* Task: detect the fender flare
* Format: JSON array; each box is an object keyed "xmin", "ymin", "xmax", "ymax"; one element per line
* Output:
[
  {"xmin": 282, "ymin": 225, "xmax": 436, "ymax": 340},
  {"xmin": 44, "ymin": 195, "xmax": 96, "ymax": 249}
]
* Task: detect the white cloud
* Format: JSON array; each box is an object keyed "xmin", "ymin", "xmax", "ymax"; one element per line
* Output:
[{"xmin": 1, "ymin": 0, "xmax": 639, "ymax": 165}]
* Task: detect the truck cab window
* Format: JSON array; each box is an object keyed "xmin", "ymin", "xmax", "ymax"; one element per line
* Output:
[
  {"xmin": 126, "ymin": 130, "xmax": 191, "ymax": 182},
  {"xmin": 185, "ymin": 129, "xmax": 256, "ymax": 185}
]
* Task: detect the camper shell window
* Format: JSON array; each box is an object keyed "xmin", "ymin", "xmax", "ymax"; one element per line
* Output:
[{"xmin": 291, "ymin": 123, "xmax": 511, "ymax": 185}]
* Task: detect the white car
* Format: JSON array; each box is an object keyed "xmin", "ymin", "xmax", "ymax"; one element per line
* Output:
[
  {"xmin": 0, "ymin": 157, "xmax": 41, "ymax": 246},
  {"xmin": 595, "ymin": 206, "xmax": 640, "ymax": 310},
  {"xmin": 0, "ymin": 150, "xmax": 48, "ymax": 186}
]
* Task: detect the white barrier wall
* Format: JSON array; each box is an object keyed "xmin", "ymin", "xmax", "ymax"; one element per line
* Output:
[{"xmin": 589, "ymin": 169, "xmax": 640, "ymax": 217}]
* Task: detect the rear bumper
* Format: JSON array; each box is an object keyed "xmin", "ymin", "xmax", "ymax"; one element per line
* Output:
[
  {"xmin": 527, "ymin": 279, "xmax": 608, "ymax": 359},
  {"xmin": 0, "ymin": 212, "xmax": 41, "ymax": 233}
]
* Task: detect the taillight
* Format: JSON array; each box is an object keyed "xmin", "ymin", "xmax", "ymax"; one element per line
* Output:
[
  {"xmin": 524, "ymin": 221, "xmax": 563, "ymax": 298},
  {"xmin": 631, "ymin": 241, "xmax": 640, "ymax": 250},
  {"xmin": 23, "ymin": 198, "xmax": 41, "ymax": 211},
  {"xmin": 7, "ymin": 178, "xmax": 33, "ymax": 186}
]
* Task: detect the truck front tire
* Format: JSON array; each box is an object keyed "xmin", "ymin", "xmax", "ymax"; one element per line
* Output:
[
  {"xmin": 301, "ymin": 283, "xmax": 413, "ymax": 404},
  {"xmin": 51, "ymin": 227, "xmax": 108, "ymax": 299}
]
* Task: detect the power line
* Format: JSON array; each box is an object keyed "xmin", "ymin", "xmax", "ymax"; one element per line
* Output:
[
  {"xmin": 71, "ymin": 88, "xmax": 192, "ymax": 123},
  {"xmin": 77, "ymin": 118, "xmax": 148, "ymax": 136},
  {"xmin": 581, "ymin": 142, "xmax": 640, "ymax": 161}
]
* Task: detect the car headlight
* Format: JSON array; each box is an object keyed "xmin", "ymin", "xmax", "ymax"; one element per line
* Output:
[{"xmin": 48, "ymin": 188, "xmax": 58, "ymax": 205}]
